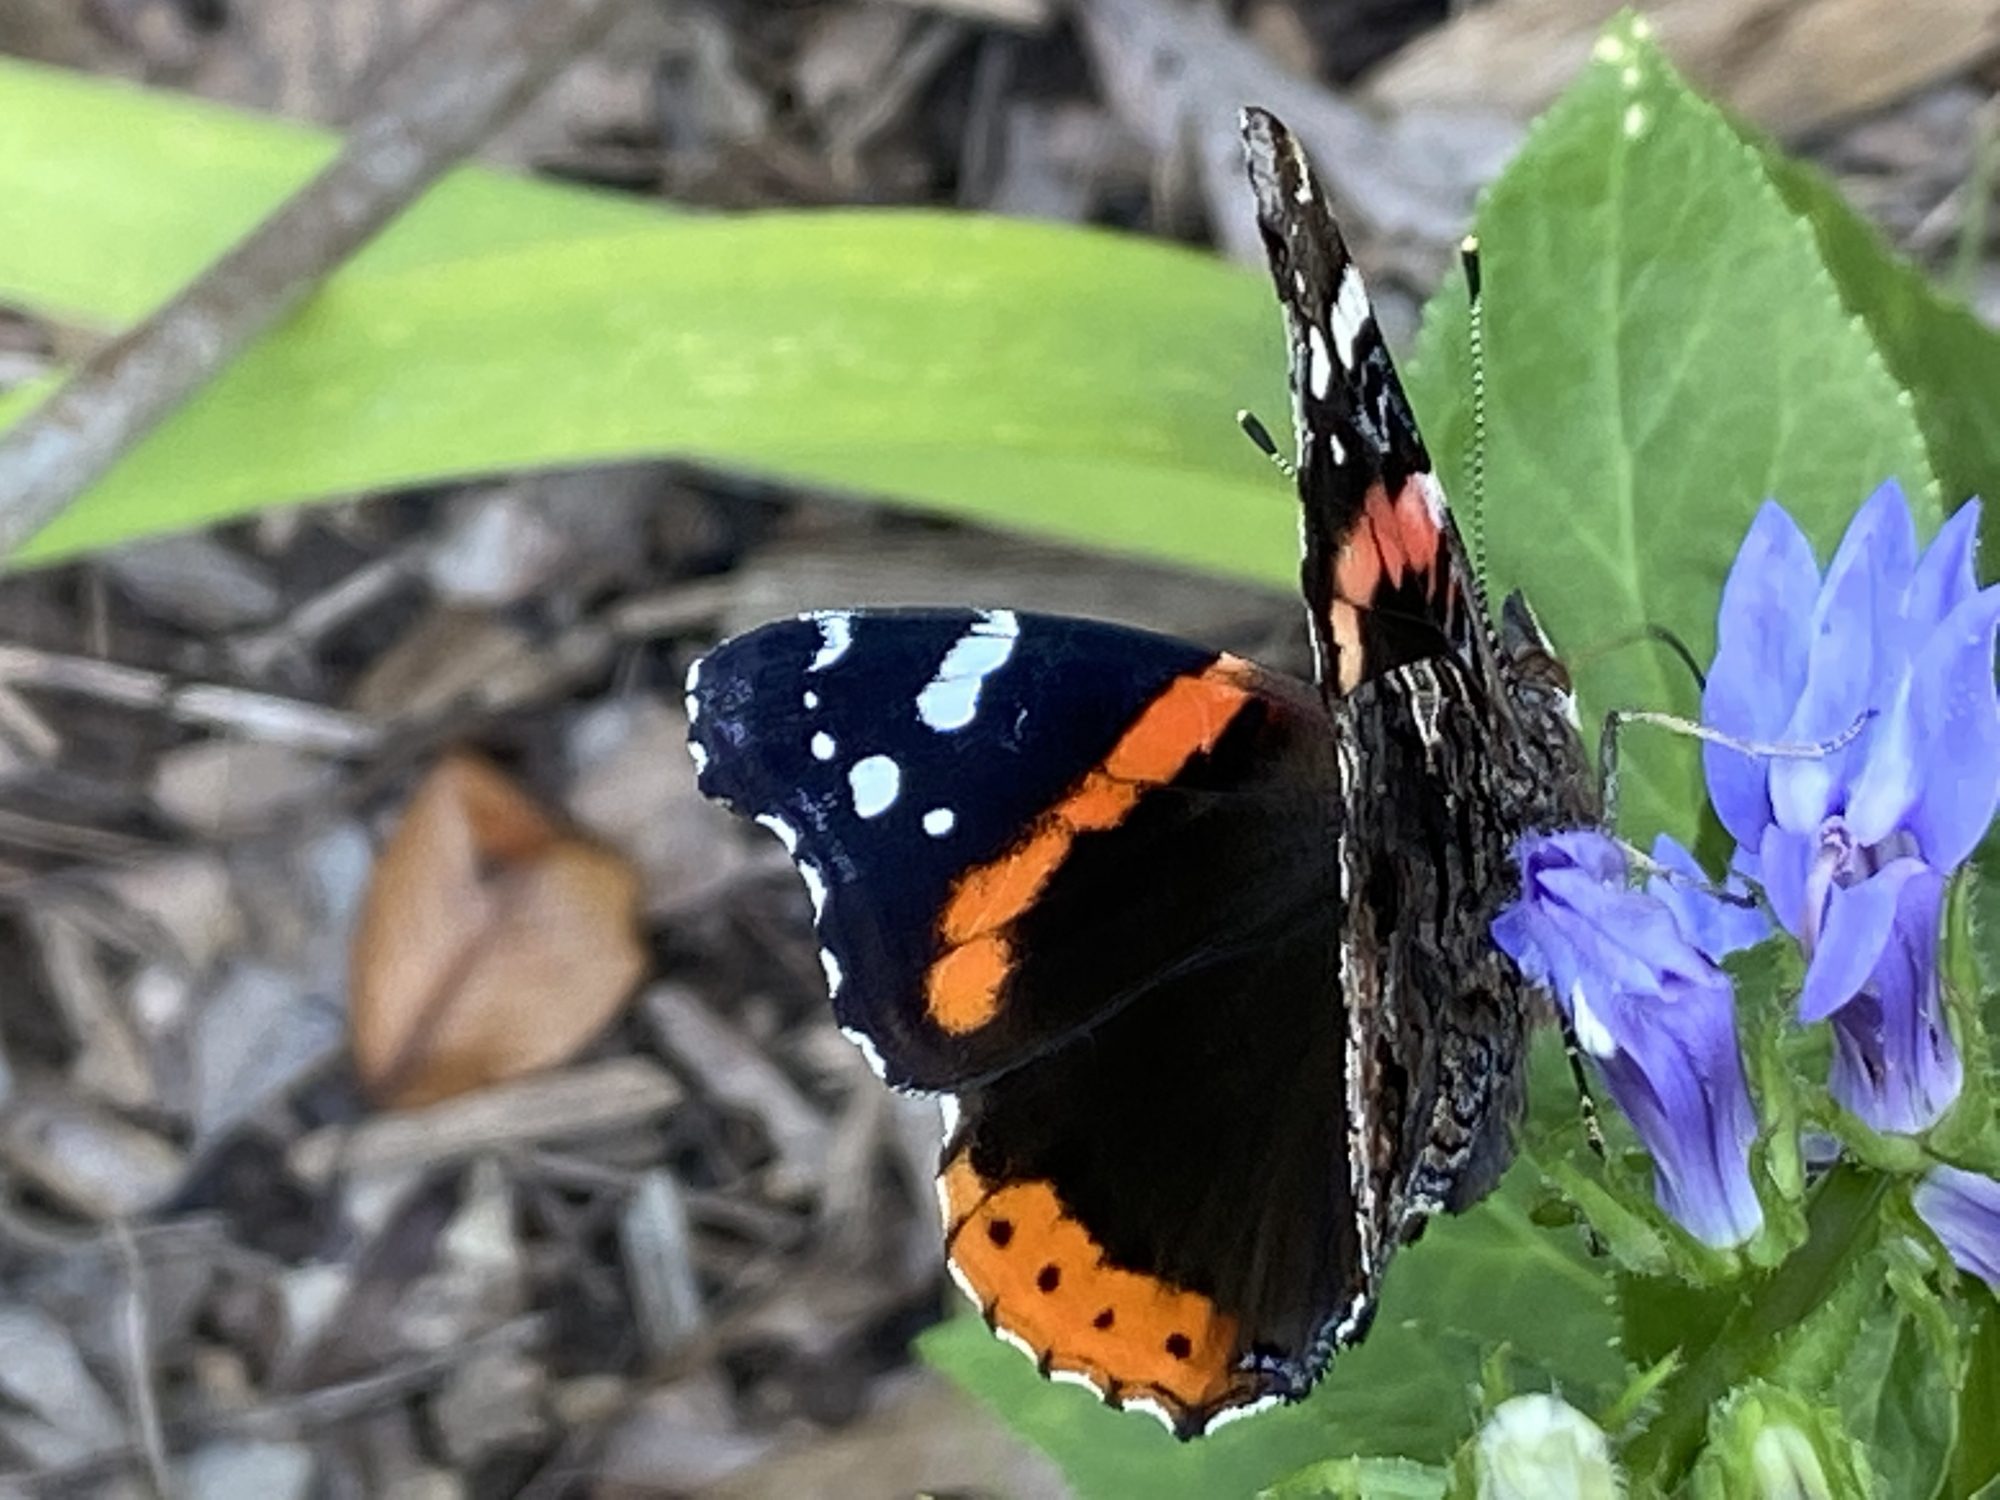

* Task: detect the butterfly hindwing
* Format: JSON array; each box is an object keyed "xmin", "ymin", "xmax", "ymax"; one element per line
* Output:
[{"xmin": 687, "ymin": 608, "xmax": 1341, "ymax": 1093}]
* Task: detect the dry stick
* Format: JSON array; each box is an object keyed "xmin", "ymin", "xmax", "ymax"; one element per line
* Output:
[{"xmin": 0, "ymin": 0, "xmax": 632, "ymax": 557}]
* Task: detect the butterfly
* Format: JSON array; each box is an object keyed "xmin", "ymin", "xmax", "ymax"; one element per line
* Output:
[{"xmin": 684, "ymin": 108, "xmax": 1598, "ymax": 1437}]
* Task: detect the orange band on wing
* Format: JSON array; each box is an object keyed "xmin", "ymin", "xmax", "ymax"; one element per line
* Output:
[
  {"xmin": 1332, "ymin": 477, "xmax": 1446, "ymax": 610},
  {"xmin": 941, "ymin": 1149, "xmax": 1255, "ymax": 1424},
  {"xmin": 924, "ymin": 659, "xmax": 1255, "ymax": 1034}
]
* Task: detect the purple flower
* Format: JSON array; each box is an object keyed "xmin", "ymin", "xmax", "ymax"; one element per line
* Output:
[
  {"xmin": 1493, "ymin": 829, "xmax": 1766, "ymax": 1248},
  {"xmin": 1913, "ymin": 1164, "xmax": 2000, "ymax": 1291},
  {"xmin": 1703, "ymin": 482, "xmax": 2000, "ymax": 1134}
]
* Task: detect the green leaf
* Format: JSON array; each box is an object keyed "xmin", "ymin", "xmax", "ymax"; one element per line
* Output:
[
  {"xmin": 921, "ymin": 1162, "xmax": 1622, "ymax": 1500},
  {"xmin": 1262, "ymin": 1456, "xmax": 1450, "ymax": 1499},
  {"xmin": 1754, "ymin": 136, "xmax": 2000, "ymax": 568},
  {"xmin": 1408, "ymin": 14, "xmax": 1937, "ymax": 843},
  {"xmin": 0, "ymin": 58, "xmax": 660, "ymax": 326},
  {"xmin": 1622, "ymin": 1165, "xmax": 1890, "ymax": 1487},
  {"xmin": 1951, "ymin": 1289, "xmax": 2000, "ymax": 1499},
  {"xmin": 1832, "ymin": 1248, "xmax": 1962, "ymax": 1500},
  {"xmin": 0, "ymin": 60, "xmax": 1291, "ymax": 572}
]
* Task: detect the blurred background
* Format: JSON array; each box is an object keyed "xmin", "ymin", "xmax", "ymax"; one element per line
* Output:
[{"xmin": 0, "ymin": 0, "xmax": 1993, "ymax": 1495}]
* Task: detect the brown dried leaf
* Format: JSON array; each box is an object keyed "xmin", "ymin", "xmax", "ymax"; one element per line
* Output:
[{"xmin": 352, "ymin": 753, "xmax": 644, "ymax": 1107}]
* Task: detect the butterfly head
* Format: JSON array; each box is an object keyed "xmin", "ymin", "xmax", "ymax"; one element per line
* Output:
[{"xmin": 1496, "ymin": 590, "xmax": 1598, "ymax": 820}]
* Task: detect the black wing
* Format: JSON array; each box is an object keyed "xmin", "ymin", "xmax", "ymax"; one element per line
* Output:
[{"xmin": 687, "ymin": 609, "xmax": 1339, "ymax": 1091}]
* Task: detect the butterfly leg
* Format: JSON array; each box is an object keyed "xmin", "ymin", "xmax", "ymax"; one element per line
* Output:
[{"xmin": 1560, "ymin": 1019, "xmax": 1608, "ymax": 1162}]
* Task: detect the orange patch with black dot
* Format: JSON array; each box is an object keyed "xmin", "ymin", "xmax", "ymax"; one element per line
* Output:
[
  {"xmin": 923, "ymin": 660, "xmax": 1256, "ymax": 1035},
  {"xmin": 940, "ymin": 1150, "xmax": 1253, "ymax": 1423}
]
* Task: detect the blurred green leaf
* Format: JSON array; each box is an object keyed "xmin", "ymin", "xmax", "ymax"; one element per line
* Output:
[
  {"xmin": 0, "ymin": 60, "xmax": 1291, "ymax": 572},
  {"xmin": 1409, "ymin": 16, "xmax": 1937, "ymax": 843},
  {"xmin": 0, "ymin": 58, "xmax": 659, "ymax": 325},
  {"xmin": 1263, "ymin": 1456, "xmax": 1448, "ymax": 1499},
  {"xmin": 922, "ymin": 1159, "xmax": 1621, "ymax": 1499}
]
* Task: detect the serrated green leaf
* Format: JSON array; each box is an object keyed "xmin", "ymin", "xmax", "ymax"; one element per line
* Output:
[
  {"xmin": 1623, "ymin": 1165, "xmax": 1889, "ymax": 1486},
  {"xmin": 1753, "ymin": 138, "xmax": 2000, "ymax": 569},
  {"xmin": 922, "ymin": 1162, "xmax": 1621, "ymax": 1499},
  {"xmin": 1408, "ymin": 15, "xmax": 1937, "ymax": 844},
  {"xmin": 1835, "ymin": 1266, "xmax": 1959, "ymax": 1500}
]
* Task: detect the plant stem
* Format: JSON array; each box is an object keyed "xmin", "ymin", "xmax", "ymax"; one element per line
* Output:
[{"xmin": 1622, "ymin": 1164, "xmax": 1888, "ymax": 1485}]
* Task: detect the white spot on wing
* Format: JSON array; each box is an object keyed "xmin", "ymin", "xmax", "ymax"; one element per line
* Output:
[
  {"xmin": 1413, "ymin": 470, "xmax": 1448, "ymax": 526},
  {"xmin": 684, "ymin": 655, "xmax": 703, "ymax": 692},
  {"xmin": 803, "ymin": 689, "xmax": 820, "ymax": 710},
  {"xmin": 1329, "ymin": 265, "xmax": 1372, "ymax": 370},
  {"xmin": 939, "ymin": 1094, "xmax": 961, "ymax": 1137},
  {"xmin": 848, "ymin": 755, "xmax": 901, "ymax": 818},
  {"xmin": 754, "ymin": 813, "xmax": 799, "ymax": 854},
  {"xmin": 820, "ymin": 947, "xmax": 844, "ymax": 995},
  {"xmin": 800, "ymin": 861, "xmax": 828, "ymax": 919},
  {"xmin": 1050, "ymin": 1368, "xmax": 1106, "ymax": 1396},
  {"xmin": 841, "ymin": 1024, "xmax": 887, "ymax": 1078},
  {"xmin": 1307, "ymin": 325, "xmax": 1334, "ymax": 399},
  {"xmin": 810, "ymin": 731, "xmax": 836, "ymax": 761},
  {"xmin": 687, "ymin": 740, "xmax": 709, "ymax": 775},
  {"xmin": 923, "ymin": 807, "xmax": 956, "ymax": 837},
  {"xmin": 916, "ymin": 610, "xmax": 1020, "ymax": 732},
  {"xmin": 1204, "ymin": 1395, "xmax": 1283, "ymax": 1433},
  {"xmin": 995, "ymin": 1325, "xmax": 1039, "ymax": 1364},
  {"xmin": 683, "ymin": 692, "xmax": 700, "ymax": 722},
  {"xmin": 808, "ymin": 612, "xmax": 853, "ymax": 672},
  {"xmin": 1124, "ymin": 1397, "xmax": 1179, "ymax": 1433},
  {"xmin": 947, "ymin": 1255, "xmax": 982, "ymax": 1308}
]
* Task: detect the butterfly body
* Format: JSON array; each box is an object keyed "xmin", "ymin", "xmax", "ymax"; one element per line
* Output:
[{"xmin": 686, "ymin": 109, "xmax": 1594, "ymax": 1436}]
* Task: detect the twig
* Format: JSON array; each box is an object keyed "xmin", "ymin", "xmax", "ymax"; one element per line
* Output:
[
  {"xmin": 0, "ymin": 643, "xmax": 381, "ymax": 755},
  {"xmin": 0, "ymin": 0, "xmax": 632, "ymax": 558},
  {"xmin": 2, "ymin": 1317, "xmax": 549, "ymax": 1495},
  {"xmin": 109, "ymin": 1218, "xmax": 173, "ymax": 1500}
]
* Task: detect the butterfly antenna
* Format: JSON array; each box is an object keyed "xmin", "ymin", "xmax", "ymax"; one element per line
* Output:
[
  {"xmin": 1461, "ymin": 235, "xmax": 1490, "ymax": 590},
  {"xmin": 1237, "ymin": 409, "xmax": 1296, "ymax": 480}
]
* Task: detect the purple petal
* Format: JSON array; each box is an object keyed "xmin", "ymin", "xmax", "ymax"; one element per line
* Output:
[
  {"xmin": 1751, "ymin": 823, "xmax": 1816, "ymax": 940},
  {"xmin": 1842, "ymin": 669, "xmax": 1919, "ymax": 849},
  {"xmin": 1770, "ymin": 489, "xmax": 1917, "ymax": 833},
  {"xmin": 1904, "ymin": 499, "xmax": 1982, "ymax": 640},
  {"xmin": 1797, "ymin": 856, "xmax": 1928, "ymax": 1022},
  {"xmin": 1647, "ymin": 834, "xmax": 1771, "ymax": 959},
  {"xmin": 1824, "ymin": 868, "xmax": 1961, "ymax": 1134},
  {"xmin": 1914, "ymin": 1165, "xmax": 2000, "ymax": 1290},
  {"xmin": 1497, "ymin": 830, "xmax": 1764, "ymax": 1247},
  {"xmin": 1595, "ymin": 975, "xmax": 1764, "ymax": 1247},
  {"xmin": 1903, "ymin": 585, "xmax": 2000, "ymax": 872},
  {"xmin": 1703, "ymin": 502, "xmax": 1821, "ymax": 845}
]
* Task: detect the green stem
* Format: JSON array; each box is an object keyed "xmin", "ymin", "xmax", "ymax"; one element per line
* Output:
[{"xmin": 1622, "ymin": 1164, "xmax": 1889, "ymax": 1485}]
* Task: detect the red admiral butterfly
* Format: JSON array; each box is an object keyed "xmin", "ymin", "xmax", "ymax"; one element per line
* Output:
[{"xmin": 686, "ymin": 109, "xmax": 1597, "ymax": 1436}]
